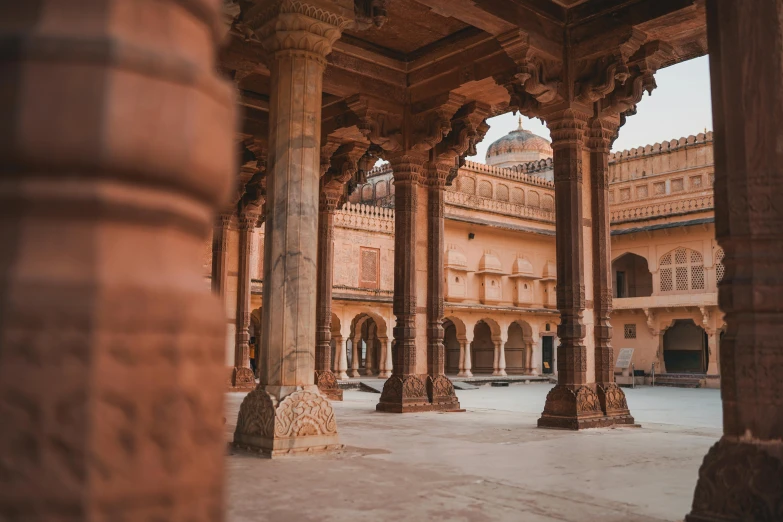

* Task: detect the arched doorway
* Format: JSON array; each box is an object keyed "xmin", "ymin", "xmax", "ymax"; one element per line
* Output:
[
  {"xmin": 612, "ymin": 253, "xmax": 653, "ymax": 298},
  {"xmin": 505, "ymin": 320, "xmax": 534, "ymax": 374},
  {"xmin": 346, "ymin": 312, "xmax": 389, "ymax": 378},
  {"xmin": 663, "ymin": 319, "xmax": 708, "ymax": 373},
  {"xmin": 471, "ymin": 319, "xmax": 499, "ymax": 374},
  {"xmin": 443, "ymin": 319, "xmax": 461, "ymax": 375}
]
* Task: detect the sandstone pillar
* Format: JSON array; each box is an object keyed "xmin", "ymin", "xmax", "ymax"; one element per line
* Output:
[
  {"xmin": 588, "ymin": 118, "xmax": 634, "ymax": 426},
  {"xmin": 365, "ymin": 331, "xmax": 377, "ymax": 376},
  {"xmin": 379, "ymin": 337, "xmax": 392, "ymax": 378},
  {"xmin": 426, "ymin": 162, "xmax": 460, "ymax": 409},
  {"xmin": 538, "ymin": 109, "xmax": 605, "ymax": 429},
  {"xmin": 350, "ymin": 337, "xmax": 362, "ymax": 377},
  {"xmin": 687, "ymin": 1, "xmax": 783, "ymax": 517},
  {"xmin": 0, "ymin": 0, "xmax": 234, "ymax": 518},
  {"xmin": 336, "ymin": 337, "xmax": 349, "ymax": 380},
  {"xmin": 460, "ymin": 331, "xmax": 474, "ymax": 378},
  {"xmin": 315, "ymin": 188, "xmax": 343, "ymax": 400},
  {"xmin": 234, "ymin": 2, "xmax": 352, "ymax": 456},
  {"xmin": 493, "ymin": 335, "xmax": 508, "ymax": 377},
  {"xmin": 377, "ymin": 154, "xmax": 431, "ymax": 412},
  {"xmin": 212, "ymin": 213, "xmax": 234, "ymax": 297},
  {"xmin": 705, "ymin": 330, "xmax": 719, "ymax": 376},
  {"xmin": 232, "ymin": 212, "xmax": 258, "ymax": 390}
]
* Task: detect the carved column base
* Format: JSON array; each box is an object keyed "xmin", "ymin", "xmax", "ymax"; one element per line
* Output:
[
  {"xmin": 597, "ymin": 383, "xmax": 636, "ymax": 426},
  {"xmin": 349, "ymin": 370, "xmax": 361, "ymax": 378},
  {"xmin": 378, "ymin": 370, "xmax": 391, "ymax": 378},
  {"xmin": 230, "ymin": 367, "xmax": 256, "ymax": 391},
  {"xmin": 315, "ymin": 370, "xmax": 343, "ymax": 401},
  {"xmin": 427, "ymin": 375, "xmax": 462, "ymax": 411},
  {"xmin": 376, "ymin": 375, "xmax": 432, "ymax": 413},
  {"xmin": 685, "ymin": 438, "xmax": 783, "ymax": 522},
  {"xmin": 492, "ymin": 370, "xmax": 508, "ymax": 377},
  {"xmin": 233, "ymin": 386, "xmax": 341, "ymax": 457},
  {"xmin": 537, "ymin": 384, "xmax": 612, "ymax": 430},
  {"xmin": 458, "ymin": 370, "xmax": 473, "ymax": 378}
]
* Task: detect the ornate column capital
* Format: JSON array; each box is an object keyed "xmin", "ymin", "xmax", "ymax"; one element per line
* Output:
[
  {"xmin": 387, "ymin": 153, "xmax": 427, "ymax": 184},
  {"xmin": 586, "ymin": 117, "xmax": 620, "ymax": 152},
  {"xmin": 319, "ymin": 185, "xmax": 342, "ymax": 212},
  {"xmin": 247, "ymin": 0, "xmax": 354, "ymax": 61},
  {"xmin": 545, "ymin": 109, "xmax": 590, "ymax": 149}
]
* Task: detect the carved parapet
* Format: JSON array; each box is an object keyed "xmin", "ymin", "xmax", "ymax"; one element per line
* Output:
[
  {"xmin": 231, "ymin": 367, "xmax": 256, "ymax": 390},
  {"xmin": 233, "ymin": 386, "xmax": 341, "ymax": 456},
  {"xmin": 315, "ymin": 370, "xmax": 343, "ymax": 401},
  {"xmin": 426, "ymin": 375, "xmax": 461, "ymax": 411},
  {"xmin": 376, "ymin": 375, "xmax": 431, "ymax": 413},
  {"xmin": 538, "ymin": 384, "xmax": 612, "ymax": 430},
  {"xmin": 596, "ymin": 383, "xmax": 636, "ymax": 425},
  {"xmin": 686, "ymin": 438, "xmax": 783, "ymax": 522},
  {"xmin": 333, "ymin": 202, "xmax": 394, "ymax": 233}
]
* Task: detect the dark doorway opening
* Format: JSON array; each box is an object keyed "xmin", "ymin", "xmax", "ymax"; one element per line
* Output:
[{"xmin": 542, "ymin": 336, "xmax": 554, "ymax": 374}]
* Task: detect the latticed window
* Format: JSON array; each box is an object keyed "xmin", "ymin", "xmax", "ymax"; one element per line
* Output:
[
  {"xmin": 496, "ymin": 184, "xmax": 509, "ymax": 201},
  {"xmin": 542, "ymin": 195, "xmax": 554, "ymax": 211},
  {"xmin": 458, "ymin": 176, "xmax": 475, "ymax": 195},
  {"xmin": 659, "ymin": 247, "xmax": 705, "ymax": 293},
  {"xmin": 510, "ymin": 188, "xmax": 524, "ymax": 204},
  {"xmin": 358, "ymin": 247, "xmax": 380, "ymax": 289},
  {"xmin": 624, "ymin": 324, "xmax": 637, "ymax": 339},
  {"xmin": 715, "ymin": 248, "xmax": 726, "ymax": 283},
  {"xmin": 478, "ymin": 180, "xmax": 493, "ymax": 198},
  {"xmin": 528, "ymin": 191, "xmax": 540, "ymax": 208}
]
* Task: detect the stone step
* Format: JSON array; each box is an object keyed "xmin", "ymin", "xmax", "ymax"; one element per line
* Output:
[
  {"xmin": 654, "ymin": 378, "xmax": 701, "ymax": 388},
  {"xmin": 358, "ymin": 381, "xmax": 385, "ymax": 393},
  {"xmin": 452, "ymin": 381, "xmax": 479, "ymax": 391}
]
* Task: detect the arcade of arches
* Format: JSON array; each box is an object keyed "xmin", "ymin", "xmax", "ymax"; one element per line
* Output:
[{"xmin": 4, "ymin": 1, "xmax": 783, "ymax": 521}]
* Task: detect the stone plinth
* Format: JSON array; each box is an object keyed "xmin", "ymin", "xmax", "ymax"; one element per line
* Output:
[{"xmin": 234, "ymin": 386, "xmax": 341, "ymax": 457}]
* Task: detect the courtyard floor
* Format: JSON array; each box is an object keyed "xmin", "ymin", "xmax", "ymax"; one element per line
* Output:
[{"xmin": 224, "ymin": 384, "xmax": 721, "ymax": 522}]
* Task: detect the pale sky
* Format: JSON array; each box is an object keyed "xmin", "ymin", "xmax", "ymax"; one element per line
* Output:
[{"xmin": 468, "ymin": 55, "xmax": 713, "ymax": 161}]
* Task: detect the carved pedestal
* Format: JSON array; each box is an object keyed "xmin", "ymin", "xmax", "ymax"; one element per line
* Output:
[
  {"xmin": 231, "ymin": 367, "xmax": 257, "ymax": 391},
  {"xmin": 315, "ymin": 370, "xmax": 343, "ymax": 401},
  {"xmin": 378, "ymin": 374, "xmax": 432, "ymax": 413},
  {"xmin": 538, "ymin": 384, "xmax": 607, "ymax": 430},
  {"xmin": 234, "ymin": 386, "xmax": 341, "ymax": 457}
]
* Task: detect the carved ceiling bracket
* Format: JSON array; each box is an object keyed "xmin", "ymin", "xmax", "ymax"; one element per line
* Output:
[
  {"xmin": 642, "ymin": 308, "xmax": 658, "ymax": 336},
  {"xmin": 353, "ymin": 0, "xmax": 389, "ymax": 30}
]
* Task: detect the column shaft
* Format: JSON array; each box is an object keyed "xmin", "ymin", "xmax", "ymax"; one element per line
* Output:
[
  {"xmin": 426, "ymin": 163, "xmax": 459, "ymax": 409},
  {"xmin": 687, "ymin": 1, "xmax": 783, "ymax": 518},
  {"xmin": 0, "ymin": 1, "xmax": 235, "ymax": 517},
  {"xmin": 588, "ymin": 118, "xmax": 633, "ymax": 425},
  {"xmin": 315, "ymin": 191, "xmax": 342, "ymax": 400},
  {"xmin": 538, "ymin": 109, "xmax": 604, "ymax": 430},
  {"xmin": 233, "ymin": 3, "xmax": 350, "ymax": 456},
  {"xmin": 212, "ymin": 214, "xmax": 233, "ymax": 296},
  {"xmin": 232, "ymin": 214, "xmax": 257, "ymax": 389},
  {"xmin": 377, "ymin": 155, "xmax": 431, "ymax": 412}
]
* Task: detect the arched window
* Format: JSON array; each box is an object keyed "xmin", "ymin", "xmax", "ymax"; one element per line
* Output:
[
  {"xmin": 528, "ymin": 191, "xmax": 540, "ymax": 208},
  {"xmin": 478, "ymin": 180, "xmax": 493, "ymax": 198},
  {"xmin": 659, "ymin": 247, "xmax": 705, "ymax": 292},
  {"xmin": 458, "ymin": 176, "xmax": 475, "ymax": 195},
  {"xmin": 361, "ymin": 184, "xmax": 373, "ymax": 201},
  {"xmin": 496, "ymin": 184, "xmax": 509, "ymax": 201},
  {"xmin": 542, "ymin": 194, "xmax": 554, "ymax": 212},
  {"xmin": 375, "ymin": 181, "xmax": 387, "ymax": 198},
  {"xmin": 510, "ymin": 187, "xmax": 524, "ymax": 204},
  {"xmin": 715, "ymin": 248, "xmax": 725, "ymax": 283}
]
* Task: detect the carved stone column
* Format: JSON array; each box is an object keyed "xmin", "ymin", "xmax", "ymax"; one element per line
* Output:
[
  {"xmin": 687, "ymin": 1, "xmax": 783, "ymax": 518},
  {"xmin": 493, "ymin": 338, "xmax": 508, "ymax": 377},
  {"xmin": 378, "ymin": 337, "xmax": 392, "ymax": 378},
  {"xmin": 459, "ymin": 338, "xmax": 473, "ymax": 378},
  {"xmin": 365, "ymin": 329, "xmax": 377, "ymax": 376},
  {"xmin": 315, "ymin": 188, "xmax": 343, "ymax": 400},
  {"xmin": 0, "ymin": 1, "xmax": 234, "ymax": 518},
  {"xmin": 350, "ymin": 336, "xmax": 362, "ymax": 377},
  {"xmin": 232, "ymin": 212, "xmax": 258, "ymax": 390},
  {"xmin": 588, "ymin": 118, "xmax": 634, "ymax": 426},
  {"xmin": 212, "ymin": 213, "xmax": 234, "ymax": 297},
  {"xmin": 234, "ymin": 1, "xmax": 352, "ymax": 456},
  {"xmin": 425, "ymin": 161, "xmax": 460, "ymax": 410},
  {"xmin": 335, "ymin": 337, "xmax": 349, "ymax": 380},
  {"xmin": 538, "ymin": 109, "xmax": 605, "ymax": 430},
  {"xmin": 377, "ymin": 154, "xmax": 431, "ymax": 412}
]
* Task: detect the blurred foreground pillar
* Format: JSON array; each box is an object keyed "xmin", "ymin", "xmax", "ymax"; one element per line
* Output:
[
  {"xmin": 687, "ymin": 1, "xmax": 783, "ymax": 520},
  {"xmin": 0, "ymin": 1, "xmax": 236, "ymax": 519}
]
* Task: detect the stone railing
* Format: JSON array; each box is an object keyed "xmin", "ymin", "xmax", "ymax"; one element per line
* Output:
[
  {"xmin": 609, "ymin": 132, "xmax": 713, "ymax": 164},
  {"xmin": 610, "ymin": 194, "xmax": 713, "ymax": 223},
  {"xmin": 613, "ymin": 292, "xmax": 717, "ymax": 310},
  {"xmin": 462, "ymin": 160, "xmax": 555, "ymax": 188},
  {"xmin": 334, "ymin": 202, "xmax": 394, "ymax": 233},
  {"xmin": 445, "ymin": 190, "xmax": 555, "ymax": 222}
]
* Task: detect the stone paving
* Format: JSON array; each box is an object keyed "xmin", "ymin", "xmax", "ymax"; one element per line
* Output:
[{"xmin": 225, "ymin": 384, "xmax": 721, "ymax": 522}]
